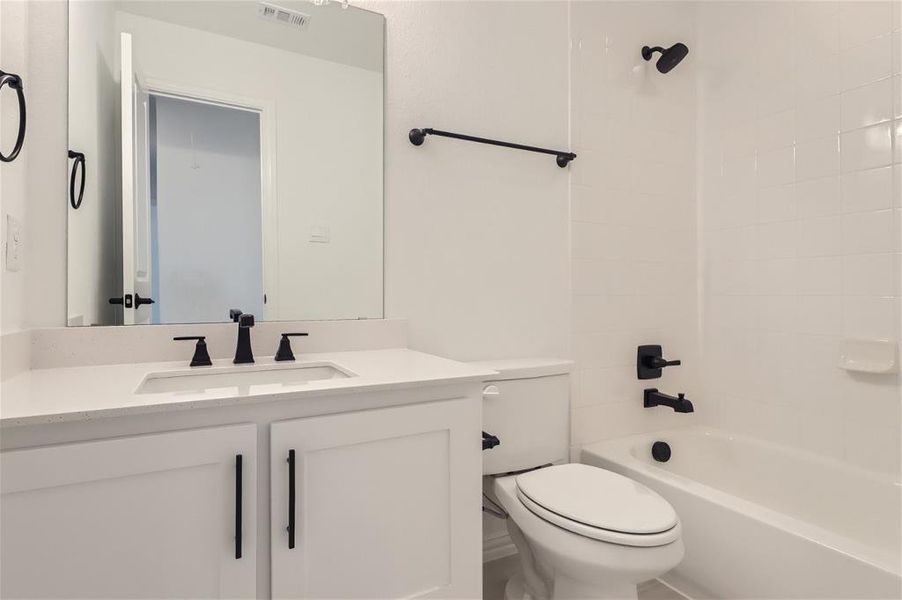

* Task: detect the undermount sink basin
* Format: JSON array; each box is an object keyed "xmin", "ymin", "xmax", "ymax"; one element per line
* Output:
[{"xmin": 137, "ymin": 362, "xmax": 354, "ymax": 395}]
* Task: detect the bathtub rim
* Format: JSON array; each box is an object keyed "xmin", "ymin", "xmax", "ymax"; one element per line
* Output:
[{"xmin": 581, "ymin": 425, "xmax": 902, "ymax": 578}]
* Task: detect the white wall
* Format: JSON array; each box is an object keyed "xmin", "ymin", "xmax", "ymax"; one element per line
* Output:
[
  {"xmin": 152, "ymin": 96, "xmax": 264, "ymax": 324},
  {"xmin": 697, "ymin": 1, "xmax": 901, "ymax": 476},
  {"xmin": 0, "ymin": 0, "xmax": 68, "ymax": 335},
  {"xmin": 67, "ymin": 0, "xmax": 120, "ymax": 326},
  {"xmin": 568, "ymin": 1, "xmax": 701, "ymax": 452},
  {"xmin": 372, "ymin": 0, "xmax": 571, "ymax": 362},
  {"xmin": 0, "ymin": 0, "xmax": 30, "ymax": 334}
]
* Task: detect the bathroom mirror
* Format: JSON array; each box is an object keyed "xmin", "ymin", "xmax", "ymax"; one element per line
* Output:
[{"xmin": 67, "ymin": 0, "xmax": 384, "ymax": 326}]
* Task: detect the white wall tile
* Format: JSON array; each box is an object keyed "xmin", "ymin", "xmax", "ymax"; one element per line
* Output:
[
  {"xmin": 757, "ymin": 183, "xmax": 796, "ymax": 222},
  {"xmin": 757, "ymin": 146, "xmax": 796, "ymax": 187},
  {"xmin": 843, "ymin": 295, "xmax": 899, "ymax": 339},
  {"xmin": 757, "ymin": 109, "xmax": 795, "ymax": 150},
  {"xmin": 797, "ymin": 55, "xmax": 842, "ymax": 102},
  {"xmin": 796, "ymin": 176, "xmax": 841, "ymax": 217},
  {"xmin": 569, "ymin": 1, "xmax": 700, "ymax": 446},
  {"xmin": 796, "ymin": 136, "xmax": 840, "ymax": 181},
  {"xmin": 841, "ymin": 165, "xmax": 894, "ymax": 212},
  {"xmin": 796, "ymin": 216, "xmax": 842, "ymax": 257},
  {"xmin": 699, "ymin": 1, "xmax": 899, "ymax": 474},
  {"xmin": 840, "ymin": 77, "xmax": 894, "ymax": 131},
  {"xmin": 840, "ymin": 122, "xmax": 893, "ymax": 172},
  {"xmin": 842, "ymin": 209, "xmax": 897, "ymax": 254},
  {"xmin": 842, "ymin": 253, "xmax": 899, "ymax": 296},
  {"xmin": 796, "ymin": 95, "xmax": 840, "ymax": 142},
  {"xmin": 839, "ymin": 1, "xmax": 894, "ymax": 49},
  {"xmin": 839, "ymin": 34, "xmax": 893, "ymax": 91}
]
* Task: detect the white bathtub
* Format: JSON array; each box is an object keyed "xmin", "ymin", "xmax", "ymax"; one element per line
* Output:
[{"xmin": 582, "ymin": 427, "xmax": 902, "ymax": 599}]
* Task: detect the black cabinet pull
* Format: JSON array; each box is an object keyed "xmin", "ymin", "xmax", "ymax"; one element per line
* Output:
[
  {"xmin": 0, "ymin": 70, "xmax": 26, "ymax": 163},
  {"xmin": 235, "ymin": 454, "xmax": 243, "ymax": 559},
  {"xmin": 68, "ymin": 151, "xmax": 85, "ymax": 209},
  {"xmin": 287, "ymin": 449, "xmax": 296, "ymax": 549}
]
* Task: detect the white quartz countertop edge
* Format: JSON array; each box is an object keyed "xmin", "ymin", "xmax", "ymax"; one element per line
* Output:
[{"xmin": 0, "ymin": 349, "xmax": 498, "ymax": 427}]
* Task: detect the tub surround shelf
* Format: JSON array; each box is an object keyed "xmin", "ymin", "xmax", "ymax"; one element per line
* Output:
[
  {"xmin": 0, "ymin": 348, "xmax": 497, "ymax": 427},
  {"xmin": 839, "ymin": 339, "xmax": 898, "ymax": 374}
]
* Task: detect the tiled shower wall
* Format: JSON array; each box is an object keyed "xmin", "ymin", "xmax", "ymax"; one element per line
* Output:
[
  {"xmin": 697, "ymin": 1, "xmax": 901, "ymax": 475},
  {"xmin": 569, "ymin": 1, "xmax": 702, "ymax": 454}
]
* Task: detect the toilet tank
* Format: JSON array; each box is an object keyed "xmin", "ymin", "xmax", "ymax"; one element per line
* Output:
[{"xmin": 472, "ymin": 358, "xmax": 572, "ymax": 475}]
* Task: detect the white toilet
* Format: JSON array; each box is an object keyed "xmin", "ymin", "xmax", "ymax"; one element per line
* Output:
[{"xmin": 479, "ymin": 359, "xmax": 684, "ymax": 600}]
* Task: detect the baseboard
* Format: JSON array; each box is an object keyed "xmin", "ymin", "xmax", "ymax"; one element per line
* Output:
[
  {"xmin": 659, "ymin": 572, "xmax": 703, "ymax": 600},
  {"xmin": 483, "ymin": 532, "xmax": 517, "ymax": 563}
]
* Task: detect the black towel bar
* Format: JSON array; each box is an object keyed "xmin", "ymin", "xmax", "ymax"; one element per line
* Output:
[{"xmin": 409, "ymin": 128, "xmax": 576, "ymax": 168}]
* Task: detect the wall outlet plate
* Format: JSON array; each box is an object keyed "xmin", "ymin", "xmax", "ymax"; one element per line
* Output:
[{"xmin": 5, "ymin": 214, "xmax": 22, "ymax": 272}]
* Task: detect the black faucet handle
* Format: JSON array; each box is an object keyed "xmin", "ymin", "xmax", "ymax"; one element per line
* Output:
[
  {"xmin": 275, "ymin": 333, "xmax": 309, "ymax": 362},
  {"xmin": 649, "ymin": 357, "xmax": 681, "ymax": 369},
  {"xmin": 637, "ymin": 345, "xmax": 681, "ymax": 379},
  {"xmin": 173, "ymin": 336, "xmax": 213, "ymax": 367},
  {"xmin": 238, "ymin": 314, "xmax": 255, "ymax": 328},
  {"xmin": 229, "ymin": 309, "xmax": 243, "ymax": 322}
]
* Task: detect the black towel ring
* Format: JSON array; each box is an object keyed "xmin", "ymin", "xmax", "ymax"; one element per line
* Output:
[
  {"xmin": 68, "ymin": 150, "xmax": 86, "ymax": 209},
  {"xmin": 0, "ymin": 70, "xmax": 26, "ymax": 163}
]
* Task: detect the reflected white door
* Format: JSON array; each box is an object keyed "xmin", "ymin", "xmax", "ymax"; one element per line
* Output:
[{"xmin": 120, "ymin": 32, "xmax": 153, "ymax": 324}]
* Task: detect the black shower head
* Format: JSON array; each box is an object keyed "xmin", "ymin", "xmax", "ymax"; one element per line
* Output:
[{"xmin": 641, "ymin": 42, "xmax": 689, "ymax": 74}]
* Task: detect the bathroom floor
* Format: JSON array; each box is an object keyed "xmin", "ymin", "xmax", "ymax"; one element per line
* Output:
[{"xmin": 483, "ymin": 555, "xmax": 688, "ymax": 600}]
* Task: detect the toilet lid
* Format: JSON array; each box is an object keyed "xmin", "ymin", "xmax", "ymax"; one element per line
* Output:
[{"xmin": 515, "ymin": 464, "xmax": 678, "ymax": 539}]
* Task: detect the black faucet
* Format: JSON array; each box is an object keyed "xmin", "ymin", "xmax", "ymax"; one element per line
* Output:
[
  {"xmin": 230, "ymin": 309, "xmax": 255, "ymax": 364},
  {"xmin": 644, "ymin": 388, "xmax": 694, "ymax": 413}
]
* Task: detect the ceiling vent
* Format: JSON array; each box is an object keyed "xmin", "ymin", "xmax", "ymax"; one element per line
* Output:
[{"xmin": 257, "ymin": 2, "xmax": 310, "ymax": 30}]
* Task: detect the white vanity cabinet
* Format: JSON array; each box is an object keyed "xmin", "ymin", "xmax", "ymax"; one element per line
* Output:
[
  {"xmin": 0, "ymin": 424, "xmax": 257, "ymax": 599},
  {"xmin": 270, "ymin": 398, "xmax": 482, "ymax": 599},
  {"xmin": 0, "ymin": 349, "xmax": 490, "ymax": 599}
]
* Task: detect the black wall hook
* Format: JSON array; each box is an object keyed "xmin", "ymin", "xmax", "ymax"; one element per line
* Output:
[
  {"xmin": 409, "ymin": 127, "xmax": 576, "ymax": 168},
  {"xmin": 0, "ymin": 70, "xmax": 26, "ymax": 163}
]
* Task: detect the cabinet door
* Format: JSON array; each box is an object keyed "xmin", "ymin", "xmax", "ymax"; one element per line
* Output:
[
  {"xmin": 1, "ymin": 424, "xmax": 256, "ymax": 599},
  {"xmin": 271, "ymin": 399, "xmax": 481, "ymax": 599}
]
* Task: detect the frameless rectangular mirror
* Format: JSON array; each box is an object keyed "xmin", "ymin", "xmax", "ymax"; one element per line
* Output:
[{"xmin": 67, "ymin": 0, "xmax": 384, "ymax": 326}]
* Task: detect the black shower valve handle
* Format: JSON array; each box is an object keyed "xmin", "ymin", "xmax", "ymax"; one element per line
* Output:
[
  {"xmin": 637, "ymin": 345, "xmax": 682, "ymax": 380},
  {"xmin": 647, "ymin": 356, "xmax": 682, "ymax": 369}
]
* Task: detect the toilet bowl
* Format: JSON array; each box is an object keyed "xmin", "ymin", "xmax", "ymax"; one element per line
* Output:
[
  {"xmin": 475, "ymin": 359, "xmax": 684, "ymax": 600},
  {"xmin": 493, "ymin": 464, "xmax": 684, "ymax": 600}
]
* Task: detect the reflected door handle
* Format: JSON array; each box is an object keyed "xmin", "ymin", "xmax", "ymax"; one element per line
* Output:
[
  {"xmin": 134, "ymin": 294, "xmax": 154, "ymax": 307},
  {"xmin": 108, "ymin": 294, "xmax": 133, "ymax": 308}
]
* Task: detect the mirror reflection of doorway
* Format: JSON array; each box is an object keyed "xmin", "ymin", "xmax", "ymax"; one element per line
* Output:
[{"xmin": 148, "ymin": 95, "xmax": 264, "ymax": 324}]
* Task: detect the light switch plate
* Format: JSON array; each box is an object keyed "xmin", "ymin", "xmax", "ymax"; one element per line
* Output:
[
  {"xmin": 5, "ymin": 214, "xmax": 22, "ymax": 272},
  {"xmin": 310, "ymin": 225, "xmax": 331, "ymax": 244}
]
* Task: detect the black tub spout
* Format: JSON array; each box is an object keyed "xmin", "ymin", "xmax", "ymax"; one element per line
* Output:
[{"xmin": 644, "ymin": 388, "xmax": 694, "ymax": 413}]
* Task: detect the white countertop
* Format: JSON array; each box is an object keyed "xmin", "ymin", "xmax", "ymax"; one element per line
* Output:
[{"xmin": 0, "ymin": 349, "xmax": 497, "ymax": 427}]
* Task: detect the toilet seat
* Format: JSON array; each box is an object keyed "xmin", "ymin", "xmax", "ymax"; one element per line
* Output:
[{"xmin": 515, "ymin": 463, "xmax": 680, "ymax": 547}]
